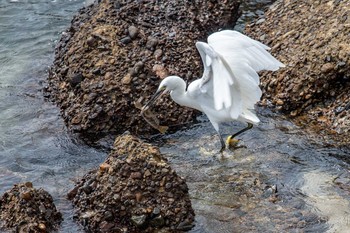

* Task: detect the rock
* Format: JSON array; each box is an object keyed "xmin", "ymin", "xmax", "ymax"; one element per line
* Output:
[
  {"xmin": 86, "ymin": 36, "xmax": 97, "ymax": 47},
  {"xmin": 68, "ymin": 134, "xmax": 195, "ymax": 232},
  {"xmin": 146, "ymin": 36, "xmax": 158, "ymax": 50},
  {"xmin": 128, "ymin": 25, "xmax": 138, "ymax": 39},
  {"xmin": 120, "ymin": 36, "xmax": 131, "ymax": 44},
  {"xmin": 246, "ymin": 0, "xmax": 350, "ymax": 146},
  {"xmin": 69, "ymin": 73, "xmax": 84, "ymax": 87},
  {"xmin": 46, "ymin": 0, "xmax": 241, "ymax": 143},
  {"xmin": 0, "ymin": 183, "xmax": 62, "ymax": 232}
]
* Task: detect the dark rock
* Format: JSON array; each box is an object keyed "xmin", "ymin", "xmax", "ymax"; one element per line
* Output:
[
  {"xmin": 68, "ymin": 134, "xmax": 195, "ymax": 232},
  {"xmin": 120, "ymin": 36, "xmax": 131, "ymax": 44},
  {"xmin": 86, "ymin": 36, "xmax": 97, "ymax": 47},
  {"xmin": 69, "ymin": 73, "xmax": 84, "ymax": 87},
  {"xmin": 46, "ymin": 0, "xmax": 241, "ymax": 143},
  {"xmin": 246, "ymin": 0, "xmax": 350, "ymax": 146},
  {"xmin": 131, "ymin": 215, "xmax": 146, "ymax": 227},
  {"xmin": 0, "ymin": 183, "xmax": 62, "ymax": 232}
]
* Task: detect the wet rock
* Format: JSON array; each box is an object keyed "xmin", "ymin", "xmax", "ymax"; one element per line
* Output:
[
  {"xmin": 68, "ymin": 134, "xmax": 195, "ymax": 232},
  {"xmin": 246, "ymin": 0, "xmax": 350, "ymax": 146},
  {"xmin": 0, "ymin": 183, "xmax": 62, "ymax": 232},
  {"xmin": 46, "ymin": 0, "xmax": 241, "ymax": 143}
]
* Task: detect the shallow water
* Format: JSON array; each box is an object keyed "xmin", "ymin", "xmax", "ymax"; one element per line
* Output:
[
  {"xmin": 159, "ymin": 112, "xmax": 350, "ymax": 232},
  {"xmin": 0, "ymin": 1, "xmax": 350, "ymax": 233}
]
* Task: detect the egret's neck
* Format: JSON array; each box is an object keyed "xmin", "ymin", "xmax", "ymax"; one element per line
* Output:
[{"xmin": 169, "ymin": 80, "xmax": 191, "ymax": 108}]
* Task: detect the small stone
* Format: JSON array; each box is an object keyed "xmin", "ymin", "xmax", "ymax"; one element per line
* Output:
[
  {"xmin": 82, "ymin": 185, "xmax": 93, "ymax": 194},
  {"xmin": 276, "ymin": 99, "xmax": 284, "ymax": 105},
  {"xmin": 321, "ymin": 63, "xmax": 334, "ymax": 73},
  {"xmin": 135, "ymin": 192, "xmax": 142, "ymax": 202},
  {"xmin": 152, "ymin": 64, "xmax": 168, "ymax": 79},
  {"xmin": 144, "ymin": 169, "xmax": 151, "ymax": 177},
  {"xmin": 86, "ymin": 36, "xmax": 97, "ymax": 47},
  {"xmin": 69, "ymin": 73, "xmax": 84, "ymax": 87},
  {"xmin": 103, "ymin": 211, "xmax": 113, "ymax": 221},
  {"xmin": 154, "ymin": 49, "xmax": 163, "ymax": 60},
  {"xmin": 152, "ymin": 207, "xmax": 160, "ymax": 216},
  {"xmin": 130, "ymin": 215, "xmax": 146, "ymax": 227},
  {"xmin": 120, "ymin": 36, "xmax": 131, "ymax": 44},
  {"xmin": 122, "ymin": 73, "xmax": 132, "ymax": 85},
  {"xmin": 20, "ymin": 191, "xmax": 32, "ymax": 201},
  {"xmin": 130, "ymin": 172, "xmax": 142, "ymax": 179},
  {"xmin": 133, "ymin": 61, "xmax": 144, "ymax": 74},
  {"xmin": 24, "ymin": 182, "xmax": 33, "ymax": 188},
  {"xmin": 99, "ymin": 163, "xmax": 111, "ymax": 173},
  {"xmin": 146, "ymin": 36, "xmax": 158, "ymax": 50},
  {"xmin": 38, "ymin": 223, "xmax": 46, "ymax": 231},
  {"xmin": 128, "ymin": 26, "xmax": 138, "ymax": 39}
]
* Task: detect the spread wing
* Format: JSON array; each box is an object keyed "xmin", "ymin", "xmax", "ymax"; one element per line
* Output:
[{"xmin": 195, "ymin": 30, "xmax": 284, "ymax": 123}]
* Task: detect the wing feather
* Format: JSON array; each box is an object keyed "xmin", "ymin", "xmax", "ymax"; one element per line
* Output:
[{"xmin": 195, "ymin": 30, "xmax": 284, "ymax": 123}]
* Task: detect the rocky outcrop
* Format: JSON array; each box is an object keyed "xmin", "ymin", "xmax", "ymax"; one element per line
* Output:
[
  {"xmin": 46, "ymin": 0, "xmax": 240, "ymax": 140},
  {"xmin": 246, "ymin": 0, "xmax": 350, "ymax": 145},
  {"xmin": 68, "ymin": 134, "xmax": 194, "ymax": 232},
  {"xmin": 0, "ymin": 182, "xmax": 62, "ymax": 232}
]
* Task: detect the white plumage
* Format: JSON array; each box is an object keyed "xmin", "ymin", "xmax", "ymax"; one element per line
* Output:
[{"xmin": 144, "ymin": 30, "xmax": 284, "ymax": 151}]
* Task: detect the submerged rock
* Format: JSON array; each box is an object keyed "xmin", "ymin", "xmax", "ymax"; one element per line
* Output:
[
  {"xmin": 68, "ymin": 134, "xmax": 195, "ymax": 232},
  {"xmin": 246, "ymin": 0, "xmax": 350, "ymax": 146},
  {"xmin": 46, "ymin": 0, "xmax": 240, "ymax": 141},
  {"xmin": 0, "ymin": 182, "xmax": 62, "ymax": 232}
]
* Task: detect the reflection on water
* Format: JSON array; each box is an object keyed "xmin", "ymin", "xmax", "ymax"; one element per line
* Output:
[{"xmin": 0, "ymin": 0, "xmax": 350, "ymax": 233}]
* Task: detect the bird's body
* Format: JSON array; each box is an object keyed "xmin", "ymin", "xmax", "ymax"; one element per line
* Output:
[{"xmin": 143, "ymin": 30, "xmax": 284, "ymax": 151}]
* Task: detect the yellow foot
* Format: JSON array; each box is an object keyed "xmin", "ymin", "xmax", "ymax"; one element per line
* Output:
[{"xmin": 226, "ymin": 136, "xmax": 240, "ymax": 149}]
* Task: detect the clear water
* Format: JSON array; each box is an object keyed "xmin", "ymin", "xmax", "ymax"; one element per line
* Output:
[{"xmin": 0, "ymin": 1, "xmax": 350, "ymax": 233}]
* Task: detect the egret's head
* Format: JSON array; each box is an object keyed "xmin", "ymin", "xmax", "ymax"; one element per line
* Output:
[
  {"xmin": 158, "ymin": 76, "xmax": 183, "ymax": 92},
  {"xmin": 143, "ymin": 76, "xmax": 182, "ymax": 110}
]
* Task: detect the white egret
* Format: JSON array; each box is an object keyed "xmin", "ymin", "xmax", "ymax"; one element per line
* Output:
[{"xmin": 143, "ymin": 30, "xmax": 284, "ymax": 152}]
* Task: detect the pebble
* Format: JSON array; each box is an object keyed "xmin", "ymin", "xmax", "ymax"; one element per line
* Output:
[
  {"xmin": 120, "ymin": 36, "xmax": 131, "ymax": 44},
  {"xmin": 128, "ymin": 26, "xmax": 138, "ymax": 39}
]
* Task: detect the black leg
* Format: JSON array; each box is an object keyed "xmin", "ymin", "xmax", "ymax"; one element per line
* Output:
[
  {"xmin": 231, "ymin": 122, "xmax": 253, "ymax": 138},
  {"xmin": 218, "ymin": 133, "xmax": 226, "ymax": 153}
]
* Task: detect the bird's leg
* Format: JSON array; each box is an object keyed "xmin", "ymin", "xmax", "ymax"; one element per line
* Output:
[
  {"xmin": 232, "ymin": 122, "xmax": 253, "ymax": 138},
  {"xmin": 219, "ymin": 133, "xmax": 226, "ymax": 153},
  {"xmin": 226, "ymin": 123, "xmax": 253, "ymax": 148}
]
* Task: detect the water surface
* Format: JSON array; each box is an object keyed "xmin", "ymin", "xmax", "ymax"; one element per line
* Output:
[{"xmin": 1, "ymin": 1, "xmax": 349, "ymax": 233}]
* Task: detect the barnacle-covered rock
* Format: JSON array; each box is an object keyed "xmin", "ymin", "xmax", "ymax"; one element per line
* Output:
[
  {"xmin": 68, "ymin": 134, "xmax": 195, "ymax": 232},
  {"xmin": 0, "ymin": 182, "xmax": 62, "ymax": 232},
  {"xmin": 46, "ymin": 0, "xmax": 240, "ymax": 141},
  {"xmin": 246, "ymin": 0, "xmax": 350, "ymax": 146}
]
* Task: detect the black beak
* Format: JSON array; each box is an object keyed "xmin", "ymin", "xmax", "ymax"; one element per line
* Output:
[{"xmin": 142, "ymin": 89, "xmax": 167, "ymax": 111}]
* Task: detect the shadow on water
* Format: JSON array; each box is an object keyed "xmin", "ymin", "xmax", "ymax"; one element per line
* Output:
[{"xmin": 1, "ymin": 0, "xmax": 350, "ymax": 233}]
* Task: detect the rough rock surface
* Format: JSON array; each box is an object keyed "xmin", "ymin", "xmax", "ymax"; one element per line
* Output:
[
  {"xmin": 0, "ymin": 182, "xmax": 62, "ymax": 233},
  {"xmin": 68, "ymin": 134, "xmax": 195, "ymax": 232},
  {"xmin": 46, "ymin": 0, "xmax": 240, "ymax": 140},
  {"xmin": 245, "ymin": 0, "xmax": 350, "ymax": 146}
]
